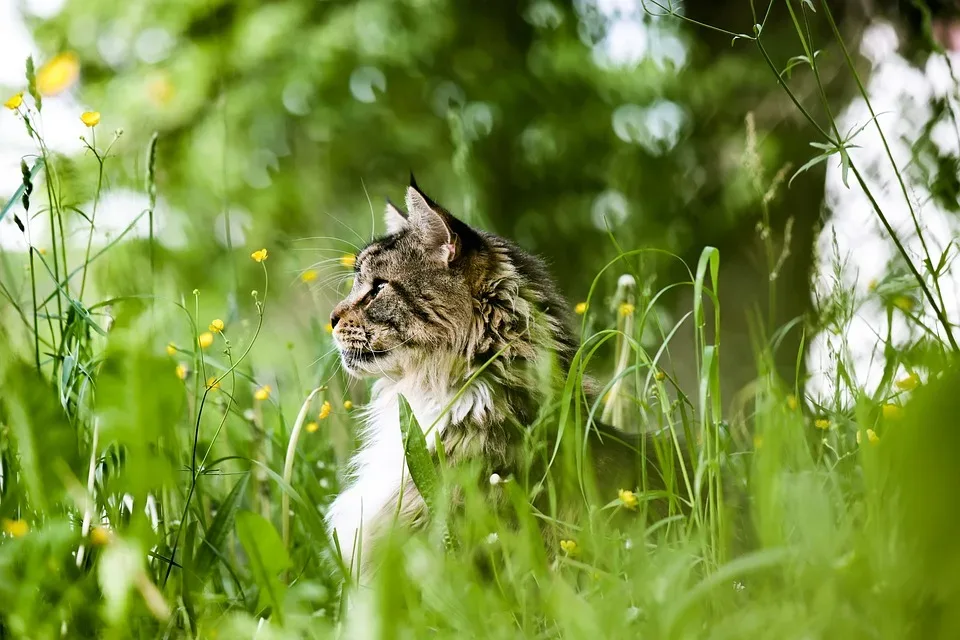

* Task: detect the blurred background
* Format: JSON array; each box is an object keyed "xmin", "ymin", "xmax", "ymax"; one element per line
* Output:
[{"xmin": 3, "ymin": 0, "xmax": 960, "ymax": 409}]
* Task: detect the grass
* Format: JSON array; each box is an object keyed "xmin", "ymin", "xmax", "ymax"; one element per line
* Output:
[{"xmin": 3, "ymin": 2, "xmax": 960, "ymax": 638}]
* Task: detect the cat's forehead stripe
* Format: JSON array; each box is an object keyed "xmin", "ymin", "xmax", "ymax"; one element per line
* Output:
[{"xmin": 355, "ymin": 235, "xmax": 401, "ymax": 272}]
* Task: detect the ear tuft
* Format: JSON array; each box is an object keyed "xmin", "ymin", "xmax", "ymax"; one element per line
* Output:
[
  {"xmin": 405, "ymin": 185, "xmax": 456, "ymax": 265},
  {"xmin": 384, "ymin": 198, "xmax": 408, "ymax": 235}
]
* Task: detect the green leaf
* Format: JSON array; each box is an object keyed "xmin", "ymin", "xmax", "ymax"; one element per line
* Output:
[
  {"xmin": 195, "ymin": 473, "xmax": 249, "ymax": 577},
  {"xmin": 0, "ymin": 158, "xmax": 43, "ymax": 224},
  {"xmin": 235, "ymin": 510, "xmax": 291, "ymax": 624},
  {"xmin": 789, "ymin": 150, "xmax": 835, "ymax": 187},
  {"xmin": 0, "ymin": 358, "xmax": 80, "ymax": 512},
  {"xmin": 398, "ymin": 394, "xmax": 440, "ymax": 510}
]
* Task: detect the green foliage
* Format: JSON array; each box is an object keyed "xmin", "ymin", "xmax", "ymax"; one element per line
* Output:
[{"xmin": 2, "ymin": 1, "xmax": 960, "ymax": 638}]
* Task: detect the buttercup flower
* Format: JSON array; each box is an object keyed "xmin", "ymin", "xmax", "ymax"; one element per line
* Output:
[
  {"xmin": 175, "ymin": 364, "xmax": 188, "ymax": 380},
  {"xmin": 2, "ymin": 519, "xmax": 28, "ymax": 537},
  {"xmin": 340, "ymin": 254, "xmax": 356, "ymax": 268},
  {"xmin": 198, "ymin": 332, "xmax": 214, "ymax": 349},
  {"xmin": 166, "ymin": 343, "xmax": 177, "ymax": 356},
  {"xmin": 301, "ymin": 269, "xmax": 319, "ymax": 283},
  {"xmin": 882, "ymin": 404, "xmax": 902, "ymax": 420},
  {"xmin": 318, "ymin": 400, "xmax": 332, "ymax": 420},
  {"xmin": 36, "ymin": 52, "xmax": 80, "ymax": 96},
  {"xmin": 787, "ymin": 395, "xmax": 798, "ymax": 410},
  {"xmin": 814, "ymin": 418, "xmax": 830, "ymax": 430},
  {"xmin": 574, "ymin": 302, "xmax": 587, "ymax": 315},
  {"xmin": 618, "ymin": 488, "xmax": 639, "ymax": 510},
  {"xmin": 254, "ymin": 385, "xmax": 271, "ymax": 401},
  {"xmin": 209, "ymin": 318, "xmax": 224, "ymax": 333},
  {"xmin": 618, "ymin": 302, "xmax": 635, "ymax": 317},
  {"xmin": 206, "ymin": 376, "xmax": 221, "ymax": 390},
  {"xmin": 857, "ymin": 429, "xmax": 880, "ymax": 445},
  {"xmin": 4, "ymin": 92, "xmax": 23, "ymax": 110},
  {"xmin": 559, "ymin": 539, "xmax": 579, "ymax": 557},
  {"xmin": 893, "ymin": 296, "xmax": 914, "ymax": 312},
  {"xmin": 343, "ymin": 400, "xmax": 353, "ymax": 410},
  {"xmin": 90, "ymin": 526, "xmax": 112, "ymax": 545},
  {"xmin": 305, "ymin": 422, "xmax": 319, "ymax": 433},
  {"xmin": 895, "ymin": 374, "xmax": 920, "ymax": 391},
  {"xmin": 655, "ymin": 370, "xmax": 666, "ymax": 381},
  {"xmin": 251, "ymin": 248, "xmax": 268, "ymax": 263},
  {"xmin": 80, "ymin": 111, "xmax": 100, "ymax": 127}
]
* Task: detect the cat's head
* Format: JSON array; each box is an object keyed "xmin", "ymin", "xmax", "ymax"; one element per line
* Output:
[{"xmin": 330, "ymin": 179, "xmax": 573, "ymax": 380}]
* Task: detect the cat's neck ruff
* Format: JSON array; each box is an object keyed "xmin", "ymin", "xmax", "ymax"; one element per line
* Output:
[{"xmin": 325, "ymin": 357, "xmax": 498, "ymax": 572}]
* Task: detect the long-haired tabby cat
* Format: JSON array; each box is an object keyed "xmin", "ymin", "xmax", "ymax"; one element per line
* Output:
[{"xmin": 326, "ymin": 178, "xmax": 690, "ymax": 577}]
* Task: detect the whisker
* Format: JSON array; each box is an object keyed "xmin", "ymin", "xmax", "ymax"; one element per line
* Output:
[
  {"xmin": 360, "ymin": 177, "xmax": 376, "ymax": 242},
  {"xmin": 320, "ymin": 211, "xmax": 368, "ymax": 247},
  {"xmin": 291, "ymin": 236, "xmax": 362, "ymax": 251}
]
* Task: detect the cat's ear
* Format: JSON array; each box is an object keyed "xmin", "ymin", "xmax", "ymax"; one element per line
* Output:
[
  {"xmin": 406, "ymin": 184, "xmax": 457, "ymax": 265},
  {"xmin": 384, "ymin": 198, "xmax": 408, "ymax": 235}
]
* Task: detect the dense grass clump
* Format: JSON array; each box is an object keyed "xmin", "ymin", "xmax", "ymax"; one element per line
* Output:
[{"xmin": 3, "ymin": 3, "xmax": 960, "ymax": 638}]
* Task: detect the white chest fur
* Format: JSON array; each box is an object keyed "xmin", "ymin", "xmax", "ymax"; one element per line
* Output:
[{"xmin": 324, "ymin": 376, "xmax": 496, "ymax": 570}]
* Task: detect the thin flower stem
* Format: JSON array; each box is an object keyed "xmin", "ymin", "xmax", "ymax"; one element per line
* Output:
[
  {"xmin": 79, "ymin": 132, "xmax": 105, "ymax": 301},
  {"xmin": 818, "ymin": 0, "xmax": 957, "ymax": 351},
  {"xmin": 162, "ymin": 263, "xmax": 269, "ymax": 586},
  {"xmin": 849, "ymin": 162, "xmax": 958, "ymax": 350}
]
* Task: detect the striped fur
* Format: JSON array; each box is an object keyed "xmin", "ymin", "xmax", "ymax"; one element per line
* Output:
[{"xmin": 326, "ymin": 181, "xmax": 686, "ymax": 579}]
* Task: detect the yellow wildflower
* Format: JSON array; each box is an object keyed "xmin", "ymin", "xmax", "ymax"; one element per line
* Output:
[
  {"xmin": 787, "ymin": 394, "xmax": 798, "ymax": 410},
  {"xmin": 206, "ymin": 376, "xmax": 220, "ymax": 390},
  {"xmin": 574, "ymin": 302, "xmax": 587, "ymax": 315},
  {"xmin": 893, "ymin": 296, "xmax": 914, "ymax": 312},
  {"xmin": 618, "ymin": 488, "xmax": 639, "ymax": 510},
  {"xmin": 343, "ymin": 400, "xmax": 353, "ymax": 410},
  {"xmin": 175, "ymin": 363, "xmax": 188, "ymax": 380},
  {"xmin": 305, "ymin": 422, "xmax": 319, "ymax": 433},
  {"xmin": 4, "ymin": 92, "xmax": 23, "ymax": 110},
  {"xmin": 2, "ymin": 519, "xmax": 28, "ymax": 537},
  {"xmin": 618, "ymin": 302, "xmax": 635, "ymax": 317},
  {"xmin": 254, "ymin": 385, "xmax": 271, "ymax": 401},
  {"xmin": 90, "ymin": 526, "xmax": 112, "ymax": 545},
  {"xmin": 654, "ymin": 370, "xmax": 666, "ymax": 382},
  {"xmin": 882, "ymin": 404, "xmax": 902, "ymax": 420},
  {"xmin": 867, "ymin": 279, "xmax": 878, "ymax": 291},
  {"xmin": 857, "ymin": 429, "xmax": 880, "ymax": 445},
  {"xmin": 209, "ymin": 318, "xmax": 224, "ymax": 333},
  {"xmin": 80, "ymin": 111, "xmax": 100, "ymax": 127},
  {"xmin": 318, "ymin": 400, "xmax": 332, "ymax": 420},
  {"xmin": 559, "ymin": 539, "xmax": 579, "ymax": 557},
  {"xmin": 814, "ymin": 418, "xmax": 830, "ymax": 430},
  {"xmin": 146, "ymin": 72, "xmax": 174, "ymax": 106},
  {"xmin": 301, "ymin": 269, "xmax": 319, "ymax": 283},
  {"xmin": 198, "ymin": 332, "xmax": 214, "ymax": 349},
  {"xmin": 166, "ymin": 343, "xmax": 177, "ymax": 356},
  {"xmin": 324, "ymin": 322, "xmax": 334, "ymax": 334},
  {"xmin": 340, "ymin": 254, "xmax": 356, "ymax": 268},
  {"xmin": 895, "ymin": 374, "xmax": 920, "ymax": 391},
  {"xmin": 250, "ymin": 248, "xmax": 268, "ymax": 263},
  {"xmin": 36, "ymin": 52, "xmax": 80, "ymax": 96}
]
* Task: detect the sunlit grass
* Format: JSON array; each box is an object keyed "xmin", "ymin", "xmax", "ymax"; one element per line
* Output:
[{"xmin": 3, "ymin": 5, "xmax": 960, "ymax": 637}]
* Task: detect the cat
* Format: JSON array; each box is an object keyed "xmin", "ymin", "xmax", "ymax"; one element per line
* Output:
[{"xmin": 325, "ymin": 177, "xmax": 691, "ymax": 579}]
